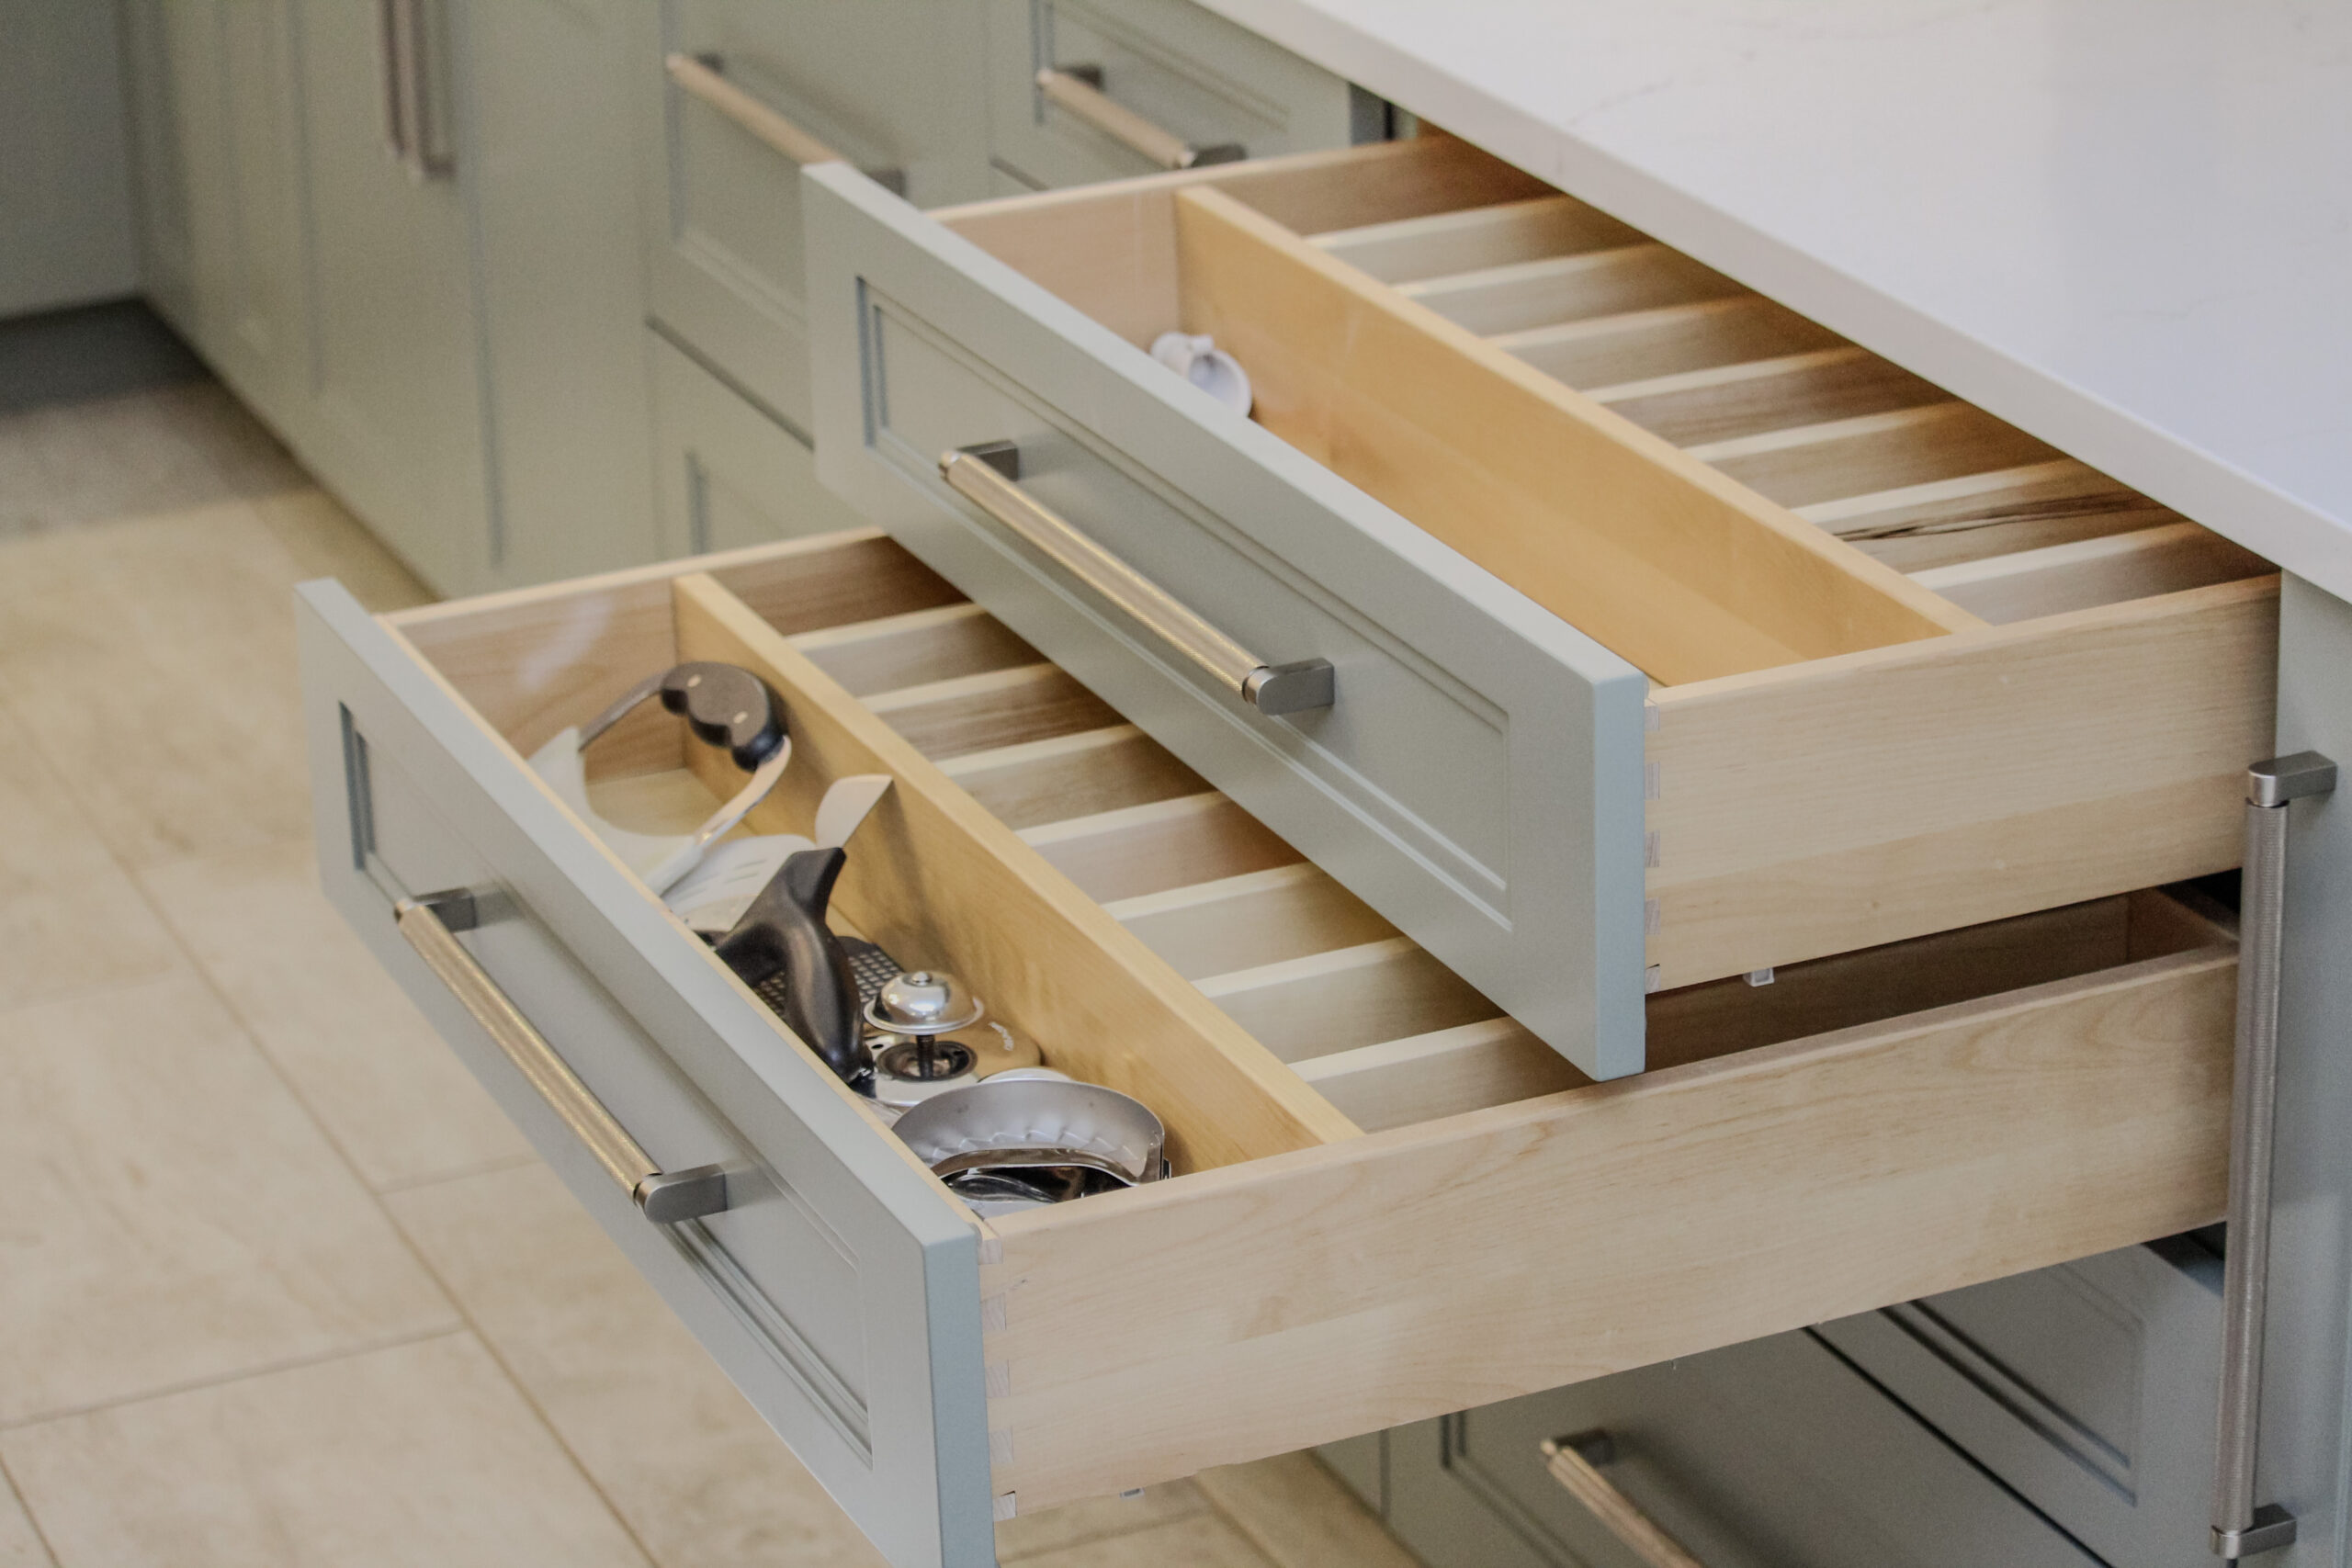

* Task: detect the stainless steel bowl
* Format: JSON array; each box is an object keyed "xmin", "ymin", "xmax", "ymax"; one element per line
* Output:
[{"xmin": 893, "ymin": 1077, "xmax": 1166, "ymax": 1218}]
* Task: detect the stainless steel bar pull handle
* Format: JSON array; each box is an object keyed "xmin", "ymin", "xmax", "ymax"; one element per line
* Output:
[
  {"xmin": 394, "ymin": 891, "xmax": 729, "ymax": 1224},
  {"xmin": 939, "ymin": 444, "xmax": 1334, "ymax": 716},
  {"xmin": 665, "ymin": 52, "xmax": 842, "ymax": 168},
  {"xmin": 1541, "ymin": 1432, "xmax": 1710, "ymax": 1568},
  {"xmin": 381, "ymin": 0, "xmax": 453, "ymax": 179},
  {"xmin": 1035, "ymin": 66, "xmax": 1243, "ymax": 171},
  {"xmin": 2211, "ymin": 750, "xmax": 2337, "ymax": 1561}
]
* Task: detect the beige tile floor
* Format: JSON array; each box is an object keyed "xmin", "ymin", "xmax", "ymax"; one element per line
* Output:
[{"xmin": 0, "ymin": 383, "xmax": 1423, "ymax": 1568}]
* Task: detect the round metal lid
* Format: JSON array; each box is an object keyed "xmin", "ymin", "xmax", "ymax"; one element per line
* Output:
[{"xmin": 864, "ymin": 969, "xmax": 985, "ymax": 1035}]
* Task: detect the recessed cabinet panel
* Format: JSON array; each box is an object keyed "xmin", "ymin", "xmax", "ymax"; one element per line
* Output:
[
  {"xmin": 984, "ymin": 0, "xmax": 1369, "ymax": 190},
  {"xmin": 1384, "ymin": 1334, "xmax": 2101, "ymax": 1568},
  {"xmin": 293, "ymin": 0, "xmax": 492, "ymax": 595},
  {"xmin": 119, "ymin": 0, "xmax": 309, "ymax": 430},
  {"xmin": 650, "ymin": 330, "xmax": 868, "ymax": 558},
  {"xmin": 1816, "ymin": 1240, "xmax": 2224, "ymax": 1567},
  {"xmin": 643, "ymin": 0, "xmax": 992, "ymax": 431}
]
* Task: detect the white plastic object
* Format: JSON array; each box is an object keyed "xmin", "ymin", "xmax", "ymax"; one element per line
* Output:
[
  {"xmin": 1149, "ymin": 331, "xmax": 1252, "ymax": 415},
  {"xmin": 658, "ymin": 774, "xmax": 895, "ymax": 932}
]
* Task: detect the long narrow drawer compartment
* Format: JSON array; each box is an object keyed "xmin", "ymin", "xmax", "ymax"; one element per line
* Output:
[
  {"xmin": 304, "ymin": 527, "xmax": 2233, "ymax": 1566},
  {"xmin": 804, "ymin": 134, "xmax": 2276, "ymax": 1082}
]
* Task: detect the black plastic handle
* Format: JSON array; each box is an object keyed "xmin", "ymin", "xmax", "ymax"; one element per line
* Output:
[
  {"xmin": 714, "ymin": 847, "xmax": 870, "ymax": 1085},
  {"xmin": 660, "ymin": 662, "xmax": 787, "ymax": 773}
]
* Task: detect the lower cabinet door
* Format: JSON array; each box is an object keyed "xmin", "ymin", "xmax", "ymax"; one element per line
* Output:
[
  {"xmin": 1382, "ymin": 1332, "xmax": 2103, "ymax": 1568},
  {"xmin": 1815, "ymin": 1239, "xmax": 2223, "ymax": 1568},
  {"xmin": 650, "ymin": 330, "xmax": 868, "ymax": 557}
]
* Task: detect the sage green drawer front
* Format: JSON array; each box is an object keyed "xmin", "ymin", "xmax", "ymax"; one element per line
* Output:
[
  {"xmin": 298, "ymin": 582, "xmax": 995, "ymax": 1568},
  {"xmin": 1382, "ymin": 1333, "xmax": 2102, "ymax": 1568},
  {"xmin": 1816, "ymin": 1239, "xmax": 2224, "ymax": 1568},
  {"xmin": 805, "ymin": 163, "xmax": 1652, "ymax": 1080},
  {"xmin": 643, "ymin": 0, "xmax": 992, "ymax": 432},
  {"xmin": 985, "ymin": 0, "xmax": 1375, "ymax": 189},
  {"xmin": 650, "ymin": 329, "xmax": 869, "ymax": 558}
]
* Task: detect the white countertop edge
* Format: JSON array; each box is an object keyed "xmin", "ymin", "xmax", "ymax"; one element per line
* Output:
[{"xmin": 1192, "ymin": 0, "xmax": 2352, "ymax": 605}]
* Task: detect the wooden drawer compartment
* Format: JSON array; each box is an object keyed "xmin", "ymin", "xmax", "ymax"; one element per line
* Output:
[
  {"xmin": 805, "ymin": 135, "xmax": 2276, "ymax": 1081},
  {"xmin": 304, "ymin": 528, "xmax": 2233, "ymax": 1567}
]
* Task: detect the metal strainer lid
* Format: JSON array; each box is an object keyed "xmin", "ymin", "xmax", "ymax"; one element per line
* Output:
[{"xmin": 864, "ymin": 969, "xmax": 984, "ymax": 1035}]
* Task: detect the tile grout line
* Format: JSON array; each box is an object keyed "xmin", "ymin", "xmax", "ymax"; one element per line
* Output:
[
  {"xmin": 0, "ymin": 1452, "xmax": 62, "ymax": 1568},
  {"xmin": 107, "ymin": 829, "xmax": 668, "ymax": 1566},
  {"xmin": 0, "ymin": 637, "xmax": 659, "ymax": 1560},
  {"xmin": 370, "ymin": 1199, "xmax": 665, "ymax": 1568},
  {"xmin": 373, "ymin": 1150, "xmax": 542, "ymax": 1196},
  {"xmin": 0, "ymin": 1324, "xmax": 469, "ymax": 1437}
]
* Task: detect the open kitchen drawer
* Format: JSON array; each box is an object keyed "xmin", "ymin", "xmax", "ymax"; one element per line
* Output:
[
  {"xmin": 302, "ymin": 527, "xmax": 2233, "ymax": 1567},
  {"xmin": 804, "ymin": 133, "xmax": 2278, "ymax": 1079}
]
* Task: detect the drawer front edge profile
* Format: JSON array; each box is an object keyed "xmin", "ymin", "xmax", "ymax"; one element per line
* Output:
[
  {"xmin": 296, "ymin": 581, "xmax": 997, "ymax": 1568},
  {"xmin": 804, "ymin": 161, "xmax": 1653, "ymax": 1079}
]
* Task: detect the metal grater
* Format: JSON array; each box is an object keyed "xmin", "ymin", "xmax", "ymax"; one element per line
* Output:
[{"xmin": 753, "ymin": 937, "xmax": 902, "ymax": 1022}]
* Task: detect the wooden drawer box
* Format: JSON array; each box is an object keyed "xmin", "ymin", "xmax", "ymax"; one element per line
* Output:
[
  {"xmin": 804, "ymin": 135, "xmax": 2276, "ymax": 1080},
  {"xmin": 304, "ymin": 527, "xmax": 2233, "ymax": 1566}
]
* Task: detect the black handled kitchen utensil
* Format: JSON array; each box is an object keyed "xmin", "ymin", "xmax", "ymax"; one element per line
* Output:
[
  {"xmin": 549, "ymin": 661, "xmax": 795, "ymax": 894},
  {"xmin": 714, "ymin": 847, "xmax": 872, "ymax": 1086}
]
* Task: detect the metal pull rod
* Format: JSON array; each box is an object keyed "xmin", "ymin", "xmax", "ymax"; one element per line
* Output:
[
  {"xmin": 939, "ymin": 444, "xmax": 1334, "ymax": 716},
  {"xmin": 1541, "ymin": 1432, "xmax": 1710, "ymax": 1568},
  {"xmin": 381, "ymin": 0, "xmax": 454, "ymax": 179},
  {"xmin": 2211, "ymin": 750, "xmax": 2337, "ymax": 1561},
  {"xmin": 665, "ymin": 52, "xmax": 842, "ymax": 168},
  {"xmin": 394, "ymin": 891, "xmax": 728, "ymax": 1224},
  {"xmin": 1035, "ymin": 66, "xmax": 1243, "ymax": 171}
]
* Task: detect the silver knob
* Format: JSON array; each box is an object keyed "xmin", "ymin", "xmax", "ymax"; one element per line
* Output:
[{"xmin": 865, "ymin": 969, "xmax": 985, "ymax": 1037}]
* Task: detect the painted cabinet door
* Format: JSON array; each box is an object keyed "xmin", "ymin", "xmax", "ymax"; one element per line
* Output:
[
  {"xmin": 640, "ymin": 0, "xmax": 992, "ymax": 433},
  {"xmin": 118, "ymin": 0, "xmax": 310, "ymax": 430},
  {"xmin": 649, "ymin": 330, "xmax": 867, "ymax": 558},
  {"xmin": 1376, "ymin": 1333, "xmax": 2099, "ymax": 1568},
  {"xmin": 465, "ymin": 0, "xmax": 662, "ymax": 587},
  {"xmin": 292, "ymin": 0, "xmax": 492, "ymax": 597}
]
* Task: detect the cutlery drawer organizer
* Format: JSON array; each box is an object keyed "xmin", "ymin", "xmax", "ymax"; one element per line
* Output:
[
  {"xmin": 305, "ymin": 527, "xmax": 2234, "ymax": 1566},
  {"xmin": 806, "ymin": 133, "xmax": 2277, "ymax": 1081}
]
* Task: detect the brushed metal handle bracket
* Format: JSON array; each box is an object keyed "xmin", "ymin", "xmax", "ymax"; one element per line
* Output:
[
  {"xmin": 2211, "ymin": 750, "xmax": 2336, "ymax": 1561},
  {"xmin": 1036, "ymin": 65, "xmax": 1243, "ymax": 170},
  {"xmin": 1541, "ymin": 1430, "xmax": 1710, "ymax": 1568},
  {"xmin": 942, "ymin": 443, "xmax": 1334, "ymax": 716},
  {"xmin": 396, "ymin": 890, "xmax": 730, "ymax": 1224}
]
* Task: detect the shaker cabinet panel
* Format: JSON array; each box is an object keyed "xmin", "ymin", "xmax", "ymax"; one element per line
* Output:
[
  {"xmin": 1382, "ymin": 1333, "xmax": 2101, "ymax": 1568},
  {"xmin": 292, "ymin": 0, "xmax": 492, "ymax": 596},
  {"xmin": 983, "ymin": 0, "xmax": 1373, "ymax": 191},
  {"xmin": 118, "ymin": 0, "xmax": 310, "ymax": 428},
  {"xmin": 650, "ymin": 329, "xmax": 868, "ymax": 558},
  {"xmin": 1815, "ymin": 1238, "xmax": 2223, "ymax": 1567},
  {"xmin": 641, "ymin": 0, "xmax": 992, "ymax": 431}
]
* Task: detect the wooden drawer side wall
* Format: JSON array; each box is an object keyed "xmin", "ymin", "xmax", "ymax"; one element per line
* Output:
[
  {"xmin": 980, "ymin": 946, "xmax": 2234, "ymax": 1512},
  {"xmin": 1645, "ymin": 575, "xmax": 2279, "ymax": 987},
  {"xmin": 668, "ymin": 571, "xmax": 1360, "ymax": 1168}
]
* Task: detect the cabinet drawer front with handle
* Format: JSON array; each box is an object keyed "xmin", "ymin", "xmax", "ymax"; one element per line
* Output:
[
  {"xmin": 984, "ymin": 0, "xmax": 1371, "ymax": 191},
  {"xmin": 643, "ymin": 0, "xmax": 992, "ymax": 431},
  {"xmin": 305, "ymin": 526, "xmax": 2236, "ymax": 1565},
  {"xmin": 804, "ymin": 135, "xmax": 2277, "ymax": 1080},
  {"xmin": 300, "ymin": 581, "xmax": 990, "ymax": 1568}
]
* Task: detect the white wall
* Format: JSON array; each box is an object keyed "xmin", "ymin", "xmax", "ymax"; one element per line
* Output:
[{"xmin": 0, "ymin": 0, "xmax": 140, "ymax": 317}]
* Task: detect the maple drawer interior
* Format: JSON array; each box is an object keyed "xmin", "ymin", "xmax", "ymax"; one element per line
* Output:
[
  {"xmin": 934, "ymin": 135, "xmax": 2280, "ymax": 995},
  {"xmin": 379, "ymin": 532, "xmax": 2234, "ymax": 1515}
]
